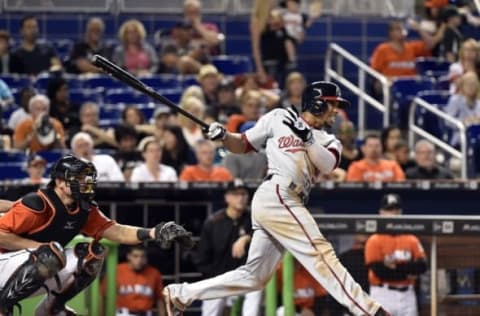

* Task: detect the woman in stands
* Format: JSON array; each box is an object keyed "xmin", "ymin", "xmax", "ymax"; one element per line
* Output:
[
  {"xmin": 445, "ymin": 71, "xmax": 480, "ymax": 146},
  {"xmin": 161, "ymin": 125, "xmax": 196, "ymax": 175},
  {"xmin": 381, "ymin": 126, "xmax": 403, "ymax": 161},
  {"xmin": 448, "ymin": 39, "xmax": 480, "ymax": 93},
  {"xmin": 280, "ymin": 71, "xmax": 306, "ymax": 110},
  {"xmin": 178, "ymin": 96, "xmax": 206, "ymax": 147},
  {"xmin": 113, "ymin": 19, "xmax": 158, "ymax": 75},
  {"xmin": 130, "ymin": 136, "xmax": 178, "ymax": 183}
]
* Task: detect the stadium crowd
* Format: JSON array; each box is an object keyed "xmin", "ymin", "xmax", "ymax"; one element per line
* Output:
[
  {"xmin": 0, "ymin": 0, "xmax": 479, "ymax": 315},
  {"xmin": 0, "ymin": 0, "xmax": 479, "ymax": 184}
]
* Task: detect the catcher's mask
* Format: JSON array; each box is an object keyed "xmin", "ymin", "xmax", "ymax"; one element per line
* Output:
[{"xmin": 50, "ymin": 155, "xmax": 97, "ymax": 202}]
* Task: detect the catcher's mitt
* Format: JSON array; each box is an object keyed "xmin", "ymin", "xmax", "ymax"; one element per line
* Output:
[{"xmin": 154, "ymin": 221, "xmax": 194, "ymax": 250}]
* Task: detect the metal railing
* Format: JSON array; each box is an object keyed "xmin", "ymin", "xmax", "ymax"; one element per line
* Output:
[
  {"xmin": 325, "ymin": 43, "xmax": 391, "ymax": 138},
  {"xmin": 408, "ymin": 96, "xmax": 467, "ymax": 179}
]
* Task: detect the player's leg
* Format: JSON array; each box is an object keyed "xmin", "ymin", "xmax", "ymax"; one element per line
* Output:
[
  {"xmin": 35, "ymin": 241, "xmax": 106, "ymax": 315},
  {"xmin": 261, "ymin": 184, "xmax": 381, "ymax": 316},
  {"xmin": 201, "ymin": 297, "xmax": 226, "ymax": 316},
  {"xmin": 241, "ymin": 289, "xmax": 263, "ymax": 316},
  {"xmin": 0, "ymin": 242, "xmax": 66, "ymax": 315},
  {"xmin": 163, "ymin": 229, "xmax": 284, "ymax": 314}
]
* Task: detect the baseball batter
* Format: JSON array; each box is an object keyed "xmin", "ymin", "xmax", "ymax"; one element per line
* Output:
[
  {"xmin": 163, "ymin": 81, "xmax": 390, "ymax": 316},
  {"xmin": 0, "ymin": 155, "xmax": 193, "ymax": 316}
]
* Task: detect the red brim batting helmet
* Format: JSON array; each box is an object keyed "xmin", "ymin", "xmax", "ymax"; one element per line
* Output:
[{"xmin": 301, "ymin": 81, "xmax": 350, "ymax": 116}]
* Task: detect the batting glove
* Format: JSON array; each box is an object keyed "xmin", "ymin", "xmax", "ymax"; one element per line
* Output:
[
  {"xmin": 206, "ymin": 122, "xmax": 226, "ymax": 141},
  {"xmin": 282, "ymin": 105, "xmax": 314, "ymax": 145},
  {"xmin": 154, "ymin": 221, "xmax": 195, "ymax": 250}
]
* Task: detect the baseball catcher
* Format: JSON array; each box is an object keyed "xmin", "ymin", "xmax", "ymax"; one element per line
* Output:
[{"xmin": 0, "ymin": 154, "xmax": 194, "ymax": 316}]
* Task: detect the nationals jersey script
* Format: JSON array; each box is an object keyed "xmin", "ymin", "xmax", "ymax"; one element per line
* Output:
[{"xmin": 245, "ymin": 108, "xmax": 340, "ymax": 194}]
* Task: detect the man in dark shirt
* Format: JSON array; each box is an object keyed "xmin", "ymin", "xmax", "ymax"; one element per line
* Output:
[
  {"xmin": 10, "ymin": 15, "xmax": 61, "ymax": 75},
  {"xmin": 194, "ymin": 180, "xmax": 262, "ymax": 316},
  {"xmin": 66, "ymin": 17, "xmax": 114, "ymax": 74},
  {"xmin": 405, "ymin": 139, "xmax": 454, "ymax": 179}
]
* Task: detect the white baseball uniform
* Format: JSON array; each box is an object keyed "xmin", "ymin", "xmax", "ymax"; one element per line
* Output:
[
  {"xmin": 0, "ymin": 247, "xmax": 84, "ymax": 315},
  {"xmin": 167, "ymin": 109, "xmax": 382, "ymax": 315}
]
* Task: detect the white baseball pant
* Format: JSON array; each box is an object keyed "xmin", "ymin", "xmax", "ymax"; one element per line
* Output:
[
  {"xmin": 0, "ymin": 247, "xmax": 81, "ymax": 315},
  {"xmin": 201, "ymin": 289, "xmax": 263, "ymax": 316},
  {"xmin": 171, "ymin": 178, "xmax": 381, "ymax": 316},
  {"xmin": 370, "ymin": 285, "xmax": 417, "ymax": 316}
]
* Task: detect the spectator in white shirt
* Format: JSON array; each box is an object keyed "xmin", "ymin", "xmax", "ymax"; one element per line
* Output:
[
  {"xmin": 130, "ymin": 136, "xmax": 178, "ymax": 183},
  {"xmin": 70, "ymin": 131, "xmax": 125, "ymax": 182}
]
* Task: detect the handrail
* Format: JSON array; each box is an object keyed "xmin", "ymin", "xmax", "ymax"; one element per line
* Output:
[
  {"xmin": 325, "ymin": 43, "xmax": 391, "ymax": 138},
  {"xmin": 408, "ymin": 96, "xmax": 467, "ymax": 179}
]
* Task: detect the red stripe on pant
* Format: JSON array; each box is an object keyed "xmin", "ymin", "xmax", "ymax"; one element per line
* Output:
[{"xmin": 275, "ymin": 184, "xmax": 373, "ymax": 316}]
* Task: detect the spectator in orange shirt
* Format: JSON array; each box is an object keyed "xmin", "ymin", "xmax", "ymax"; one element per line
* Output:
[
  {"xmin": 13, "ymin": 94, "xmax": 66, "ymax": 152},
  {"xmin": 276, "ymin": 258, "xmax": 328, "ymax": 316},
  {"xmin": 102, "ymin": 244, "xmax": 166, "ymax": 316},
  {"xmin": 370, "ymin": 20, "xmax": 444, "ymax": 78},
  {"xmin": 346, "ymin": 134, "xmax": 405, "ymax": 182},
  {"xmin": 180, "ymin": 139, "xmax": 233, "ymax": 181}
]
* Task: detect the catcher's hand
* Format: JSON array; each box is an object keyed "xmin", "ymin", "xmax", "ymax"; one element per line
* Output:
[{"xmin": 154, "ymin": 221, "xmax": 194, "ymax": 250}]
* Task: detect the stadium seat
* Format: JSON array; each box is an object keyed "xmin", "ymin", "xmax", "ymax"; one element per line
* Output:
[
  {"xmin": 211, "ymin": 55, "xmax": 252, "ymax": 75},
  {"xmin": 137, "ymin": 103, "xmax": 156, "ymax": 120},
  {"xmin": 70, "ymin": 88, "xmax": 103, "ymax": 104},
  {"xmin": 435, "ymin": 75, "xmax": 451, "ymax": 91},
  {"xmin": 390, "ymin": 76, "xmax": 435, "ymax": 128},
  {"xmin": 99, "ymin": 105, "xmax": 123, "ymax": 120},
  {"xmin": 83, "ymin": 75, "xmax": 124, "ymax": 90},
  {"xmin": 156, "ymin": 89, "xmax": 182, "ymax": 105},
  {"xmin": 139, "ymin": 74, "xmax": 181, "ymax": 90},
  {"xmin": 36, "ymin": 150, "xmax": 67, "ymax": 164},
  {"xmin": 415, "ymin": 57, "xmax": 450, "ymax": 77},
  {"xmin": 98, "ymin": 119, "xmax": 122, "ymax": 128},
  {"xmin": 2, "ymin": 105, "xmax": 19, "ymax": 121},
  {"xmin": 0, "ymin": 150, "xmax": 27, "ymax": 163},
  {"xmin": 0, "ymin": 75, "xmax": 32, "ymax": 90},
  {"xmin": 0, "ymin": 163, "xmax": 28, "ymax": 180},
  {"xmin": 416, "ymin": 90, "xmax": 450, "ymax": 106},
  {"xmin": 33, "ymin": 74, "xmax": 52, "ymax": 91},
  {"xmin": 466, "ymin": 124, "xmax": 480, "ymax": 177},
  {"xmin": 52, "ymin": 39, "xmax": 74, "ymax": 60},
  {"xmin": 180, "ymin": 75, "xmax": 198, "ymax": 88},
  {"xmin": 104, "ymin": 89, "xmax": 150, "ymax": 104}
]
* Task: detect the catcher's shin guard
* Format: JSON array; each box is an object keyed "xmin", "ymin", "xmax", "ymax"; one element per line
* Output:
[
  {"xmin": 0, "ymin": 242, "xmax": 66, "ymax": 315},
  {"xmin": 49, "ymin": 241, "xmax": 105, "ymax": 314}
]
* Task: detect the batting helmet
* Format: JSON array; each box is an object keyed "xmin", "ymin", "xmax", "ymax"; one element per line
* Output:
[
  {"xmin": 50, "ymin": 155, "xmax": 97, "ymax": 202},
  {"xmin": 301, "ymin": 81, "xmax": 350, "ymax": 116}
]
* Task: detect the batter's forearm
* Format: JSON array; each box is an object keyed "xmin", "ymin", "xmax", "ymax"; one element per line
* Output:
[
  {"xmin": 223, "ymin": 132, "xmax": 247, "ymax": 154},
  {"xmin": 306, "ymin": 143, "xmax": 337, "ymax": 174},
  {"xmin": 0, "ymin": 231, "xmax": 43, "ymax": 250}
]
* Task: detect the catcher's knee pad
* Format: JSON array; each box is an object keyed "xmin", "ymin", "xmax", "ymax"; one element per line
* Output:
[
  {"xmin": 49, "ymin": 241, "xmax": 105, "ymax": 314},
  {"xmin": 0, "ymin": 242, "xmax": 65, "ymax": 314}
]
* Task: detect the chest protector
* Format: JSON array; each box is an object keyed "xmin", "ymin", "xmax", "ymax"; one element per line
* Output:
[{"xmin": 20, "ymin": 188, "xmax": 91, "ymax": 246}]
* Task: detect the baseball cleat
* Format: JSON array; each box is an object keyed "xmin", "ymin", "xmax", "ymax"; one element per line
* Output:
[{"xmin": 163, "ymin": 285, "xmax": 186, "ymax": 316}]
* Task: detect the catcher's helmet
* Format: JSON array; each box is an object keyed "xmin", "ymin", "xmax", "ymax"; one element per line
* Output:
[
  {"xmin": 50, "ymin": 155, "xmax": 97, "ymax": 202},
  {"xmin": 301, "ymin": 81, "xmax": 350, "ymax": 116}
]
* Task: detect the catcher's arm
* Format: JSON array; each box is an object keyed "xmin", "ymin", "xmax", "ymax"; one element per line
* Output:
[{"xmin": 102, "ymin": 222, "xmax": 194, "ymax": 249}]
